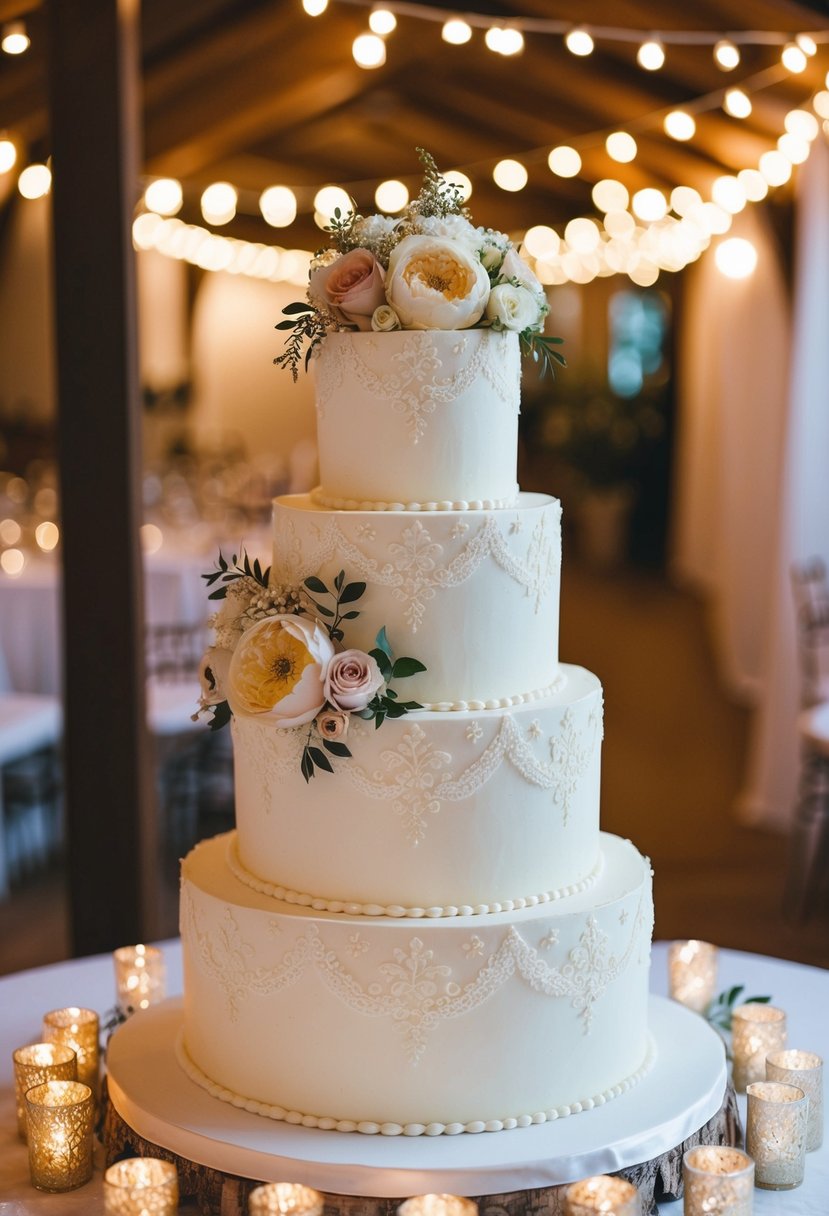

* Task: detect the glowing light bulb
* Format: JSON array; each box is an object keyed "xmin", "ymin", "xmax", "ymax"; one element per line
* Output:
[
  {"xmin": 369, "ymin": 9, "xmax": 396, "ymax": 35},
  {"xmin": 785, "ymin": 109, "xmax": 820, "ymax": 141},
  {"xmin": 522, "ymin": 225, "xmax": 560, "ymax": 259},
  {"xmin": 714, "ymin": 39, "xmax": 740, "ymax": 70},
  {"xmin": 758, "ymin": 151, "xmax": 792, "ymax": 187},
  {"xmin": 781, "ymin": 42, "xmax": 807, "ymax": 73},
  {"xmin": 632, "ymin": 188, "xmax": 667, "ymax": 222},
  {"xmin": 493, "ymin": 159, "xmax": 527, "ymax": 191},
  {"xmin": 144, "ymin": 178, "xmax": 182, "ymax": 216},
  {"xmin": 547, "ymin": 145, "xmax": 581, "ymax": 178},
  {"xmin": 813, "ymin": 91, "xmax": 829, "ymax": 120},
  {"xmin": 737, "ymin": 169, "xmax": 768, "ymax": 202},
  {"xmin": 671, "ymin": 185, "xmax": 702, "ymax": 216},
  {"xmin": 0, "ymin": 136, "xmax": 16, "ymax": 174},
  {"xmin": 795, "ymin": 34, "xmax": 817, "ymax": 57},
  {"xmin": 604, "ymin": 210, "xmax": 635, "ymax": 238},
  {"xmin": 564, "ymin": 217, "xmax": 601, "ymax": 253},
  {"xmin": 664, "ymin": 111, "xmax": 696, "ymax": 141},
  {"xmin": 443, "ymin": 170, "xmax": 472, "ymax": 201},
  {"xmin": 302, "ymin": 0, "xmax": 327, "ymax": 14},
  {"xmin": 724, "ymin": 89, "xmax": 752, "ymax": 119},
  {"xmin": 485, "ymin": 27, "xmax": 524, "ymax": 56},
  {"xmin": 715, "ymin": 237, "xmax": 757, "ymax": 279},
  {"xmin": 592, "ymin": 179, "xmax": 629, "ymax": 212},
  {"xmin": 353, "ymin": 32, "xmax": 386, "ymax": 68},
  {"xmin": 442, "ymin": 19, "xmax": 472, "ymax": 45},
  {"xmin": 637, "ymin": 40, "xmax": 665, "ymax": 71},
  {"xmin": 132, "ymin": 212, "xmax": 164, "ymax": 249},
  {"xmin": 606, "ymin": 132, "xmax": 637, "ymax": 163},
  {"xmin": 18, "ymin": 163, "xmax": 51, "ymax": 199},
  {"xmin": 777, "ymin": 133, "xmax": 810, "ymax": 164},
  {"xmin": 35, "ymin": 521, "xmax": 60, "ymax": 552},
  {"xmin": 711, "ymin": 175, "xmax": 746, "ymax": 213},
  {"xmin": 314, "ymin": 185, "xmax": 352, "ymax": 220},
  {"xmin": 2, "ymin": 21, "xmax": 29, "ymax": 54},
  {"xmin": 375, "ymin": 178, "xmax": 408, "ymax": 212},
  {"xmin": 259, "ymin": 185, "xmax": 297, "ymax": 227},
  {"xmin": 565, "ymin": 28, "xmax": 594, "ymax": 56},
  {"xmin": 0, "ymin": 548, "xmax": 25, "ymax": 576},
  {"xmin": 200, "ymin": 182, "xmax": 237, "ymax": 225}
]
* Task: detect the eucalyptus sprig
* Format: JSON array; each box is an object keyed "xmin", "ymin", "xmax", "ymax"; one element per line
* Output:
[
  {"xmin": 706, "ymin": 985, "xmax": 772, "ymax": 1032},
  {"xmin": 303, "ymin": 569, "xmax": 366, "ymax": 643},
  {"xmin": 521, "ymin": 331, "xmax": 567, "ymax": 378},
  {"xmin": 274, "ymin": 303, "xmax": 331, "ymax": 381},
  {"xmin": 202, "ymin": 550, "xmax": 271, "ymax": 600},
  {"xmin": 413, "ymin": 146, "xmax": 466, "ymax": 218},
  {"xmin": 361, "ymin": 626, "xmax": 426, "ymax": 728}
]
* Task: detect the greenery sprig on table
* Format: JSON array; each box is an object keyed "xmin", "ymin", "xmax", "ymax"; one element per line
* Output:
[{"xmin": 706, "ymin": 985, "xmax": 772, "ymax": 1032}]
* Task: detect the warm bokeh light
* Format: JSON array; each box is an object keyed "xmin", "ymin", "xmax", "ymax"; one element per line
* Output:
[
  {"xmin": 352, "ymin": 32, "xmax": 386, "ymax": 68},
  {"xmin": 565, "ymin": 28, "xmax": 594, "ymax": 56},
  {"xmin": 442, "ymin": 19, "xmax": 472, "ymax": 45},
  {"xmin": 632, "ymin": 188, "xmax": 667, "ymax": 222},
  {"xmin": 813, "ymin": 91, "xmax": 829, "ymax": 120},
  {"xmin": 369, "ymin": 9, "xmax": 396, "ymax": 35},
  {"xmin": 715, "ymin": 237, "xmax": 757, "ymax": 278},
  {"xmin": 785, "ymin": 109, "xmax": 820, "ymax": 141},
  {"xmin": 796, "ymin": 34, "xmax": 817, "ymax": 57},
  {"xmin": 522, "ymin": 225, "xmax": 560, "ymax": 259},
  {"xmin": 637, "ymin": 40, "xmax": 665, "ymax": 70},
  {"xmin": 711, "ymin": 175, "xmax": 746, "ymax": 214},
  {"xmin": 606, "ymin": 132, "xmax": 637, "ymax": 163},
  {"xmin": 664, "ymin": 111, "xmax": 696, "ymax": 141},
  {"xmin": 0, "ymin": 518, "xmax": 22, "ymax": 545},
  {"xmin": 18, "ymin": 163, "xmax": 51, "ymax": 199},
  {"xmin": 35, "ymin": 521, "xmax": 60, "ymax": 552},
  {"xmin": 592, "ymin": 178, "xmax": 629, "ymax": 212},
  {"xmin": 781, "ymin": 42, "xmax": 807, "ymax": 73},
  {"xmin": 0, "ymin": 548, "xmax": 25, "ymax": 576},
  {"xmin": 140, "ymin": 523, "xmax": 163, "ymax": 555},
  {"xmin": 200, "ymin": 181, "xmax": 237, "ymax": 225},
  {"xmin": 443, "ymin": 170, "xmax": 472, "ymax": 201},
  {"xmin": 737, "ymin": 169, "xmax": 768, "ymax": 202},
  {"xmin": 548, "ymin": 145, "xmax": 581, "ymax": 177},
  {"xmin": 0, "ymin": 136, "xmax": 17, "ymax": 174},
  {"xmin": 375, "ymin": 178, "xmax": 408, "ymax": 212},
  {"xmin": 777, "ymin": 133, "xmax": 811, "ymax": 164},
  {"xmin": 724, "ymin": 89, "xmax": 752, "ymax": 119},
  {"xmin": 144, "ymin": 177, "xmax": 183, "ymax": 216},
  {"xmin": 485, "ymin": 27, "xmax": 524, "ymax": 56},
  {"xmin": 714, "ymin": 39, "xmax": 740, "ymax": 70},
  {"xmin": 259, "ymin": 185, "xmax": 297, "ymax": 227},
  {"xmin": 314, "ymin": 184, "xmax": 352, "ymax": 220},
  {"xmin": 564, "ymin": 217, "xmax": 601, "ymax": 253},
  {"xmin": 2, "ymin": 21, "xmax": 29, "ymax": 54},
  {"xmin": 670, "ymin": 185, "xmax": 703, "ymax": 216},
  {"xmin": 759, "ymin": 150, "xmax": 793, "ymax": 186},
  {"xmin": 492, "ymin": 158, "xmax": 527, "ymax": 191},
  {"xmin": 301, "ymin": 0, "xmax": 327, "ymax": 15}
]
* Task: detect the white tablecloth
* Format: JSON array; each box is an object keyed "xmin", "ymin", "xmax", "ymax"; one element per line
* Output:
[{"xmin": 0, "ymin": 943, "xmax": 826, "ymax": 1213}]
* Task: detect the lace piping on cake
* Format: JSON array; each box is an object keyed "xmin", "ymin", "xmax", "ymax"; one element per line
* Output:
[
  {"xmin": 310, "ymin": 487, "xmax": 521, "ymax": 513},
  {"xmin": 274, "ymin": 508, "xmax": 561, "ymax": 631},
  {"xmin": 226, "ymin": 833, "xmax": 605, "ymax": 919},
  {"xmin": 175, "ymin": 1029, "xmax": 656, "ymax": 1137},
  {"xmin": 182, "ymin": 883, "xmax": 652, "ymax": 1049}
]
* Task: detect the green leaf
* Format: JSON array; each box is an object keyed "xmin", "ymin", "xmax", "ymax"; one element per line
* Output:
[
  {"xmin": 323, "ymin": 740, "xmax": 352, "ymax": 758},
  {"xmin": 726, "ymin": 985, "xmax": 745, "ymax": 1006},
  {"xmin": 334, "ymin": 570, "xmax": 344, "ymax": 592},
  {"xmin": 745, "ymin": 995, "xmax": 772, "ymax": 1005},
  {"xmin": 282, "ymin": 301, "xmax": 314, "ymax": 315},
  {"xmin": 339, "ymin": 581, "xmax": 366, "ymax": 604},
  {"xmin": 208, "ymin": 701, "xmax": 231, "ymax": 731},
  {"xmin": 275, "ymin": 319, "xmax": 299, "ymax": 331},
  {"xmin": 312, "ymin": 602, "xmax": 335, "ymax": 618},
  {"xmin": 300, "ymin": 748, "xmax": 314, "ymax": 783},
  {"xmin": 304, "ymin": 576, "xmax": 328, "ymax": 594},
  {"xmin": 368, "ymin": 648, "xmax": 392, "ymax": 680},
  {"xmin": 374, "ymin": 710, "xmax": 386, "ymax": 729},
  {"xmin": 384, "ymin": 701, "xmax": 408, "ymax": 718},
  {"xmin": 385, "ymin": 687, "xmax": 398, "ymax": 699},
  {"xmin": 374, "ymin": 626, "xmax": 393, "ymax": 660},
  {"xmin": 308, "ymin": 747, "xmax": 334, "ymax": 773},
  {"xmin": 397, "ymin": 700, "xmax": 423, "ymax": 711},
  {"xmin": 391, "ymin": 657, "xmax": 427, "ymax": 679},
  {"xmin": 342, "ymin": 610, "xmax": 360, "ymax": 620}
]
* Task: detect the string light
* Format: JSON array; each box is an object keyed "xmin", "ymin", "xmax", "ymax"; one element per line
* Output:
[
  {"xmin": 374, "ymin": 178, "xmax": 408, "ymax": 211},
  {"xmin": 664, "ymin": 110, "xmax": 696, "ymax": 141},
  {"xmin": 547, "ymin": 145, "xmax": 581, "ymax": 177},
  {"xmin": 781, "ymin": 42, "xmax": 807, "ymax": 73},
  {"xmin": 313, "ymin": 184, "xmax": 352, "ymax": 220},
  {"xmin": 714, "ymin": 39, "xmax": 740, "ymax": 70},
  {"xmin": 522, "ymin": 224, "xmax": 560, "ymax": 258},
  {"xmin": 18, "ymin": 163, "xmax": 51, "ymax": 199},
  {"xmin": 352, "ymin": 32, "xmax": 386, "ymax": 67},
  {"xmin": 711, "ymin": 175, "xmax": 746, "ymax": 213},
  {"xmin": 785, "ymin": 108, "xmax": 820, "ymax": 140},
  {"xmin": 492, "ymin": 158, "xmax": 527, "ymax": 191},
  {"xmin": 796, "ymin": 33, "xmax": 817, "ymax": 57},
  {"xmin": 1, "ymin": 20, "xmax": 29, "ymax": 54},
  {"xmin": 565, "ymin": 28, "xmax": 594, "ymax": 57},
  {"xmin": 715, "ymin": 237, "xmax": 757, "ymax": 278},
  {"xmin": 758, "ymin": 150, "xmax": 792, "ymax": 186},
  {"xmin": 724, "ymin": 88, "xmax": 752, "ymax": 118},
  {"xmin": 441, "ymin": 18, "xmax": 471, "ymax": 45},
  {"xmin": 260, "ymin": 185, "xmax": 298, "ymax": 226},
  {"xmin": 443, "ymin": 169, "xmax": 472, "ymax": 200},
  {"xmin": 301, "ymin": 0, "xmax": 328, "ymax": 15},
  {"xmin": 632, "ymin": 188, "xmax": 667, "ymax": 221},
  {"xmin": 813, "ymin": 91, "xmax": 829, "ymax": 119},
  {"xmin": 0, "ymin": 135, "xmax": 17, "ymax": 174},
  {"xmin": 485, "ymin": 27, "xmax": 524, "ymax": 56},
  {"xmin": 637, "ymin": 39, "xmax": 665, "ymax": 71},
  {"xmin": 144, "ymin": 178, "xmax": 183, "ymax": 216},
  {"xmin": 564, "ymin": 217, "xmax": 601, "ymax": 253},
  {"xmin": 737, "ymin": 169, "xmax": 768, "ymax": 201},
  {"xmin": 369, "ymin": 8, "xmax": 396, "ymax": 36},
  {"xmin": 777, "ymin": 133, "xmax": 810, "ymax": 164},
  {"xmin": 592, "ymin": 179, "xmax": 629, "ymax": 212},
  {"xmin": 606, "ymin": 131, "xmax": 638, "ymax": 163},
  {"xmin": 200, "ymin": 182, "xmax": 237, "ymax": 225}
]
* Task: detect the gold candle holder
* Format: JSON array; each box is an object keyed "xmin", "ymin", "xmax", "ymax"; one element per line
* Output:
[
  {"xmin": 397, "ymin": 1197, "xmax": 479, "ymax": 1216},
  {"xmin": 25, "ymin": 1079, "xmax": 94, "ymax": 1192},
  {"xmin": 12, "ymin": 1042, "xmax": 77, "ymax": 1140},
  {"xmin": 104, "ymin": 1157, "xmax": 179, "ymax": 1215},
  {"xmin": 668, "ymin": 940, "xmax": 718, "ymax": 1013},
  {"xmin": 42, "ymin": 1006, "xmax": 100, "ymax": 1091},
  {"xmin": 113, "ymin": 944, "xmax": 167, "ymax": 1012},
  {"xmin": 565, "ymin": 1176, "xmax": 640, "ymax": 1216},
  {"xmin": 683, "ymin": 1146, "xmax": 754, "ymax": 1216},
  {"xmin": 746, "ymin": 1080, "xmax": 809, "ymax": 1190},
  {"xmin": 766, "ymin": 1049, "xmax": 823, "ymax": 1151},
  {"xmin": 731, "ymin": 1003, "xmax": 786, "ymax": 1092},
  {"xmin": 248, "ymin": 1182, "xmax": 325, "ymax": 1215}
]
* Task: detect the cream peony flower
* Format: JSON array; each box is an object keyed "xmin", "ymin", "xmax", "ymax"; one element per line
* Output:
[
  {"xmin": 486, "ymin": 283, "xmax": 541, "ymax": 333},
  {"xmin": 385, "ymin": 234, "xmax": 491, "ymax": 330},
  {"xmin": 228, "ymin": 614, "xmax": 335, "ymax": 726}
]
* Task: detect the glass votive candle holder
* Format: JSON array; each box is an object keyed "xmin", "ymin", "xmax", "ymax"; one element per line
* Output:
[
  {"xmin": 42, "ymin": 1007, "xmax": 99, "ymax": 1091},
  {"xmin": 668, "ymin": 940, "xmax": 719, "ymax": 1013},
  {"xmin": 565, "ymin": 1175, "xmax": 640, "ymax": 1216},
  {"xmin": 766, "ymin": 1049, "xmax": 823, "ymax": 1151},
  {"xmin": 25, "ymin": 1079, "xmax": 95, "ymax": 1192},
  {"xmin": 397, "ymin": 1197, "xmax": 479, "ymax": 1216},
  {"xmin": 12, "ymin": 1042, "xmax": 77, "ymax": 1140},
  {"xmin": 683, "ymin": 1145, "xmax": 754, "ymax": 1216},
  {"xmin": 731, "ymin": 1003, "xmax": 786, "ymax": 1092},
  {"xmin": 104, "ymin": 1157, "xmax": 179, "ymax": 1215},
  {"xmin": 113, "ymin": 944, "xmax": 167, "ymax": 1012},
  {"xmin": 248, "ymin": 1182, "xmax": 325, "ymax": 1215},
  {"xmin": 746, "ymin": 1080, "xmax": 809, "ymax": 1190}
]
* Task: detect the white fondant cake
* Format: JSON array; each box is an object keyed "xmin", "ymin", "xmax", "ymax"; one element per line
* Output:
[{"xmin": 180, "ymin": 181, "xmax": 653, "ymax": 1137}]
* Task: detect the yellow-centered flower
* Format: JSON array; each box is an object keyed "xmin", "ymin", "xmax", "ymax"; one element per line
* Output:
[{"xmin": 228, "ymin": 614, "xmax": 335, "ymax": 726}]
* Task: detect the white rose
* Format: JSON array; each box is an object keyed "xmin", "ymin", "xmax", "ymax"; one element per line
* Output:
[
  {"xmin": 411, "ymin": 213, "xmax": 482, "ymax": 252},
  {"xmin": 228, "ymin": 613, "xmax": 335, "ymax": 727},
  {"xmin": 501, "ymin": 247, "xmax": 545, "ymax": 299},
  {"xmin": 486, "ymin": 283, "xmax": 540, "ymax": 333},
  {"xmin": 386, "ymin": 234, "xmax": 490, "ymax": 330},
  {"xmin": 371, "ymin": 304, "xmax": 402, "ymax": 331},
  {"xmin": 351, "ymin": 214, "xmax": 398, "ymax": 246}
]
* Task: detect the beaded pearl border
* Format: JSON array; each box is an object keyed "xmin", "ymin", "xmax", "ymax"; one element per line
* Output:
[
  {"xmin": 175, "ymin": 1031, "xmax": 656, "ymax": 1137},
  {"xmin": 310, "ymin": 486, "xmax": 521, "ymax": 513},
  {"xmin": 416, "ymin": 673, "xmax": 566, "ymax": 712},
  {"xmin": 226, "ymin": 834, "xmax": 604, "ymax": 919}
]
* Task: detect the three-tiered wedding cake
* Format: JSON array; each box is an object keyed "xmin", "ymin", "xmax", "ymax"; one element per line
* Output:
[{"xmin": 178, "ymin": 161, "xmax": 654, "ymax": 1137}]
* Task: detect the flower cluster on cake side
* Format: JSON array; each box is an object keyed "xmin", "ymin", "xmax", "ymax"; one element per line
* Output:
[
  {"xmin": 194, "ymin": 552, "xmax": 425, "ymax": 781},
  {"xmin": 275, "ymin": 148, "xmax": 565, "ymax": 379}
]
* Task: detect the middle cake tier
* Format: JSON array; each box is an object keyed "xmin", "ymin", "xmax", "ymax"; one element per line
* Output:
[
  {"xmin": 233, "ymin": 666, "xmax": 602, "ymax": 912},
  {"xmin": 272, "ymin": 492, "xmax": 562, "ymax": 708}
]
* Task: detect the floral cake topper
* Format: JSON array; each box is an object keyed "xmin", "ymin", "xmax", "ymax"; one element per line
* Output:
[
  {"xmin": 195, "ymin": 552, "xmax": 425, "ymax": 781},
  {"xmin": 276, "ymin": 148, "xmax": 565, "ymax": 379}
]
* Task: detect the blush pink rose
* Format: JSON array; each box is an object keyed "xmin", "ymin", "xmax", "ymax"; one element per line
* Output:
[
  {"xmin": 309, "ymin": 249, "xmax": 387, "ymax": 331},
  {"xmin": 324, "ymin": 649, "xmax": 384, "ymax": 711},
  {"xmin": 316, "ymin": 709, "xmax": 350, "ymax": 740}
]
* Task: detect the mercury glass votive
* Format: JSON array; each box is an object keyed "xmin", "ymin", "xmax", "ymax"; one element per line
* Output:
[
  {"xmin": 248, "ymin": 1182, "xmax": 325, "ymax": 1215},
  {"xmin": 565, "ymin": 1175, "xmax": 640, "ymax": 1216},
  {"xmin": 113, "ymin": 944, "xmax": 167, "ymax": 1012},
  {"xmin": 731, "ymin": 1004, "xmax": 786, "ymax": 1092},
  {"xmin": 42, "ymin": 1007, "xmax": 99, "ymax": 1091},
  {"xmin": 103, "ymin": 1157, "xmax": 179, "ymax": 1215},
  {"xmin": 668, "ymin": 940, "xmax": 718, "ymax": 1013},
  {"xmin": 683, "ymin": 1146, "xmax": 754, "ymax": 1216},
  {"xmin": 12, "ymin": 1042, "xmax": 77, "ymax": 1140},
  {"xmin": 397, "ymin": 1197, "xmax": 479, "ymax": 1216},
  {"xmin": 766, "ymin": 1049, "xmax": 823, "ymax": 1151},
  {"xmin": 25, "ymin": 1080, "xmax": 94, "ymax": 1192},
  {"xmin": 746, "ymin": 1080, "xmax": 809, "ymax": 1190}
]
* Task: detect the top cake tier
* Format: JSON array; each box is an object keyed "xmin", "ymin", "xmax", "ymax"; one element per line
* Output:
[{"xmin": 312, "ymin": 329, "xmax": 520, "ymax": 511}]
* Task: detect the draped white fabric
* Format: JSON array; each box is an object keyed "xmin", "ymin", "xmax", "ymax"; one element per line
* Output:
[{"xmin": 672, "ymin": 137, "xmax": 829, "ymax": 830}]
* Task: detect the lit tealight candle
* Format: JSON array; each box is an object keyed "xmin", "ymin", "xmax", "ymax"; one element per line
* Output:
[
  {"xmin": 565, "ymin": 1176, "xmax": 640, "ymax": 1216},
  {"xmin": 397, "ymin": 1198, "xmax": 479, "ymax": 1216},
  {"xmin": 746, "ymin": 1080, "xmax": 808, "ymax": 1190},
  {"xmin": 42, "ymin": 1007, "xmax": 100, "ymax": 1091},
  {"xmin": 731, "ymin": 1004, "xmax": 786, "ymax": 1092},
  {"xmin": 248, "ymin": 1182, "xmax": 325, "ymax": 1215},
  {"xmin": 766, "ymin": 1049, "xmax": 823, "ymax": 1151},
  {"xmin": 683, "ymin": 1146, "xmax": 754, "ymax": 1216},
  {"xmin": 104, "ymin": 1157, "xmax": 179, "ymax": 1215},
  {"xmin": 25, "ymin": 1079, "xmax": 95, "ymax": 1192},
  {"xmin": 12, "ymin": 1042, "xmax": 77, "ymax": 1140},
  {"xmin": 113, "ymin": 944, "xmax": 167, "ymax": 1012},
  {"xmin": 668, "ymin": 940, "xmax": 718, "ymax": 1012}
]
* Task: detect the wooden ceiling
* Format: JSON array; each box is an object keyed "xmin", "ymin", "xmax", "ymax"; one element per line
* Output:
[{"xmin": 2, "ymin": 0, "xmax": 829, "ymax": 247}]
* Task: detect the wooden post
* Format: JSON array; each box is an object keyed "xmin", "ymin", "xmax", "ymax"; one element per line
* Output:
[{"xmin": 46, "ymin": 0, "xmax": 157, "ymax": 953}]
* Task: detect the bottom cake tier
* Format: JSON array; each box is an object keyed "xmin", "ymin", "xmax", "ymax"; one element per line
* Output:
[{"xmin": 179, "ymin": 832, "xmax": 654, "ymax": 1137}]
